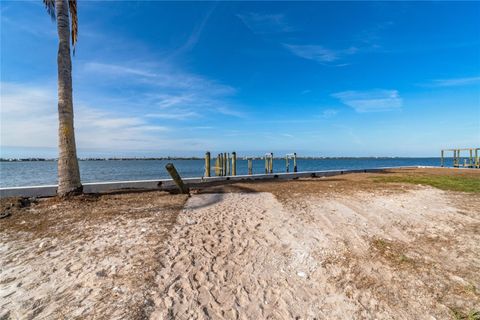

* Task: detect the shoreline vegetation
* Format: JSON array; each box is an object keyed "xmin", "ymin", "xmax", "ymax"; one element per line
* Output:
[
  {"xmin": 0, "ymin": 156, "xmax": 444, "ymax": 162},
  {"xmin": 374, "ymin": 174, "xmax": 480, "ymax": 193}
]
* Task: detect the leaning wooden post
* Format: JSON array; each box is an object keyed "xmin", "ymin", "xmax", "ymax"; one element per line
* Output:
[
  {"xmin": 286, "ymin": 155, "xmax": 289, "ymax": 173},
  {"xmin": 205, "ymin": 152, "xmax": 211, "ymax": 177},
  {"xmin": 232, "ymin": 152, "xmax": 237, "ymax": 176},
  {"xmin": 293, "ymin": 152, "xmax": 297, "ymax": 172},
  {"xmin": 248, "ymin": 158, "xmax": 253, "ymax": 175},
  {"xmin": 440, "ymin": 150, "xmax": 444, "ymax": 167},
  {"xmin": 165, "ymin": 163, "xmax": 190, "ymax": 194}
]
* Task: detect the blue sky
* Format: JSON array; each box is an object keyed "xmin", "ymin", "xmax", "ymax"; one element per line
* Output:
[{"xmin": 1, "ymin": 1, "xmax": 479, "ymax": 157}]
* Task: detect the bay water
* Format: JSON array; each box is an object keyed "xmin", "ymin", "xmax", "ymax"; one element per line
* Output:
[{"xmin": 0, "ymin": 158, "xmax": 445, "ymax": 188}]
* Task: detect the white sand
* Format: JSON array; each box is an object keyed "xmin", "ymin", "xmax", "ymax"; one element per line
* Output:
[
  {"xmin": 1, "ymin": 185, "xmax": 478, "ymax": 319},
  {"xmin": 151, "ymin": 189, "xmax": 479, "ymax": 319}
]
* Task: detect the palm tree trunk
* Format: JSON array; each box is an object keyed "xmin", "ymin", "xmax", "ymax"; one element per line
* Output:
[{"xmin": 55, "ymin": 0, "xmax": 82, "ymax": 196}]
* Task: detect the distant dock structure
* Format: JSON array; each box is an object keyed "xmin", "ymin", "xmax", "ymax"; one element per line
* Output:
[{"xmin": 441, "ymin": 148, "xmax": 479, "ymax": 168}]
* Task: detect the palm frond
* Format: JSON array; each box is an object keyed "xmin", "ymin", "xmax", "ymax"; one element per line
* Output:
[
  {"xmin": 43, "ymin": 0, "xmax": 56, "ymax": 20},
  {"xmin": 68, "ymin": 0, "xmax": 78, "ymax": 54}
]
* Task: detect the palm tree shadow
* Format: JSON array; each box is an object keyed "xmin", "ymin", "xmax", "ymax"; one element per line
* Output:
[{"xmin": 186, "ymin": 184, "xmax": 258, "ymax": 210}]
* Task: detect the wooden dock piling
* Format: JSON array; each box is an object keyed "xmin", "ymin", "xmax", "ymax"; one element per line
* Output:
[
  {"xmin": 205, "ymin": 152, "xmax": 211, "ymax": 177},
  {"xmin": 293, "ymin": 152, "xmax": 297, "ymax": 172},
  {"xmin": 232, "ymin": 152, "xmax": 237, "ymax": 176},
  {"xmin": 248, "ymin": 159, "xmax": 252, "ymax": 175},
  {"xmin": 441, "ymin": 148, "xmax": 480, "ymax": 168},
  {"xmin": 270, "ymin": 153, "xmax": 273, "ymax": 173},
  {"xmin": 264, "ymin": 153, "xmax": 273, "ymax": 174},
  {"xmin": 475, "ymin": 149, "xmax": 480, "ymax": 168},
  {"xmin": 215, "ymin": 154, "xmax": 222, "ymax": 176},
  {"xmin": 227, "ymin": 153, "xmax": 231, "ymax": 176},
  {"xmin": 223, "ymin": 153, "xmax": 227, "ymax": 176}
]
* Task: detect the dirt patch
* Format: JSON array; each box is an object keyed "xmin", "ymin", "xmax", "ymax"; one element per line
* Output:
[{"xmin": 0, "ymin": 191, "xmax": 188, "ymax": 319}]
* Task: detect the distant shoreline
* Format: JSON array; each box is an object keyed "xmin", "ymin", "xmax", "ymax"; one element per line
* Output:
[{"xmin": 0, "ymin": 156, "xmax": 442, "ymax": 162}]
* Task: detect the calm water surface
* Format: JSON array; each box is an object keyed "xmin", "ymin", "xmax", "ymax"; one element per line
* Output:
[{"xmin": 0, "ymin": 158, "xmax": 445, "ymax": 188}]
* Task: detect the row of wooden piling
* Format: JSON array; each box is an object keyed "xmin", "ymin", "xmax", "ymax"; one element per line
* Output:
[
  {"xmin": 206, "ymin": 152, "xmax": 237, "ymax": 177},
  {"xmin": 441, "ymin": 148, "xmax": 480, "ymax": 168},
  {"xmin": 204, "ymin": 152, "xmax": 298, "ymax": 177}
]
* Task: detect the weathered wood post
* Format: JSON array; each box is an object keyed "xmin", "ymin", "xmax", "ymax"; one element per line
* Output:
[
  {"xmin": 293, "ymin": 152, "xmax": 297, "ymax": 172},
  {"xmin": 216, "ymin": 154, "xmax": 222, "ymax": 176},
  {"xmin": 223, "ymin": 153, "xmax": 227, "ymax": 176},
  {"xmin": 469, "ymin": 149, "xmax": 473, "ymax": 168},
  {"xmin": 453, "ymin": 150, "xmax": 457, "ymax": 167},
  {"xmin": 248, "ymin": 158, "xmax": 253, "ymax": 175},
  {"xmin": 232, "ymin": 152, "xmax": 237, "ymax": 176},
  {"xmin": 440, "ymin": 150, "xmax": 444, "ymax": 167},
  {"xmin": 286, "ymin": 155, "xmax": 289, "ymax": 173},
  {"xmin": 205, "ymin": 152, "xmax": 211, "ymax": 177},
  {"xmin": 165, "ymin": 163, "xmax": 190, "ymax": 194},
  {"xmin": 269, "ymin": 153, "xmax": 274, "ymax": 173},
  {"xmin": 476, "ymin": 149, "xmax": 479, "ymax": 168},
  {"xmin": 265, "ymin": 156, "xmax": 268, "ymax": 174},
  {"xmin": 221, "ymin": 153, "xmax": 224, "ymax": 176},
  {"xmin": 227, "ymin": 153, "xmax": 231, "ymax": 176}
]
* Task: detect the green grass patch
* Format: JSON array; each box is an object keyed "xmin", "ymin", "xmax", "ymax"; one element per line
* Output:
[
  {"xmin": 373, "ymin": 175, "xmax": 480, "ymax": 193},
  {"xmin": 449, "ymin": 307, "xmax": 480, "ymax": 320}
]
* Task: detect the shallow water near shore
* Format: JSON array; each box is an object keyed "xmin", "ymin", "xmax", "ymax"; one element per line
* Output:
[{"xmin": 0, "ymin": 157, "xmax": 445, "ymax": 187}]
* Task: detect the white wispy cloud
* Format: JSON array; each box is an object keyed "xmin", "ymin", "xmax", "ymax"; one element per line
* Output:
[
  {"xmin": 332, "ymin": 89, "xmax": 402, "ymax": 113},
  {"xmin": 0, "ymin": 82, "xmax": 169, "ymax": 150},
  {"xmin": 146, "ymin": 111, "xmax": 200, "ymax": 120},
  {"xmin": 321, "ymin": 109, "xmax": 339, "ymax": 118},
  {"xmin": 82, "ymin": 61, "xmax": 236, "ymax": 95},
  {"xmin": 237, "ymin": 13, "xmax": 294, "ymax": 34},
  {"xmin": 283, "ymin": 44, "xmax": 358, "ymax": 64},
  {"xmin": 169, "ymin": 4, "xmax": 217, "ymax": 58},
  {"xmin": 426, "ymin": 76, "xmax": 480, "ymax": 87},
  {"xmin": 83, "ymin": 62, "xmax": 157, "ymax": 78},
  {"xmin": 80, "ymin": 61, "xmax": 243, "ymax": 121}
]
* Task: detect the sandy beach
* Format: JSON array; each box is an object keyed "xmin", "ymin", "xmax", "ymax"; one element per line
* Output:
[{"xmin": 1, "ymin": 169, "xmax": 479, "ymax": 319}]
